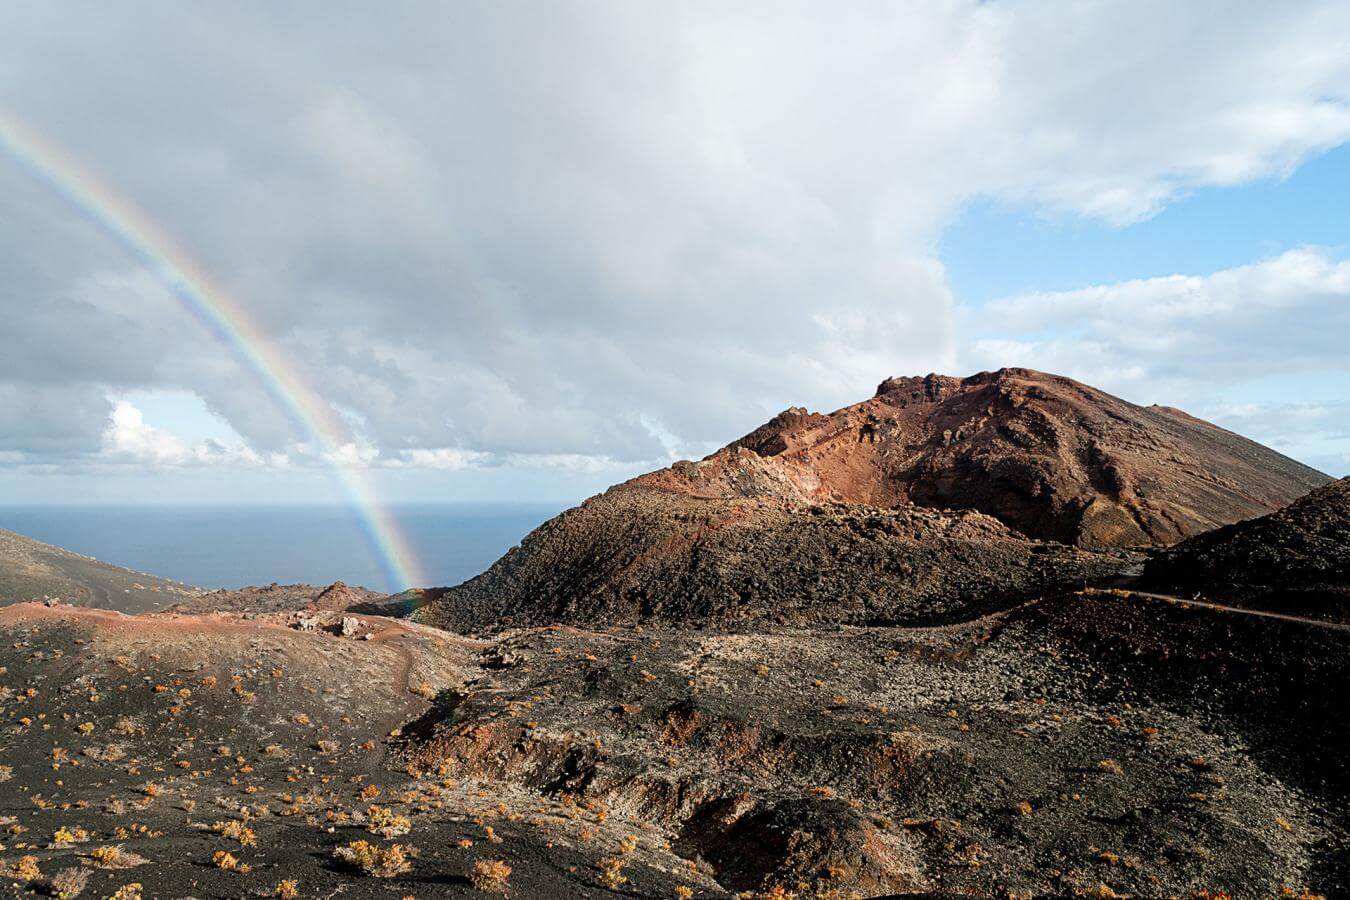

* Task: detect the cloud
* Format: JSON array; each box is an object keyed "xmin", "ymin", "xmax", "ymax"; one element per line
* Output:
[
  {"xmin": 392, "ymin": 448, "xmax": 492, "ymax": 471},
  {"xmin": 0, "ymin": 383, "xmax": 111, "ymax": 457},
  {"xmin": 1204, "ymin": 401, "xmax": 1350, "ymax": 443},
  {"xmin": 965, "ymin": 248, "xmax": 1350, "ymax": 391},
  {"xmin": 1305, "ymin": 452, "xmax": 1350, "ymax": 478},
  {"xmin": 85, "ymin": 400, "xmax": 583, "ymax": 475},
  {"xmin": 1, "ymin": 2, "xmax": 1349, "ymax": 478},
  {"xmin": 962, "ymin": 248, "xmax": 1350, "ymax": 463},
  {"xmin": 103, "ymin": 400, "xmax": 265, "ymax": 468},
  {"xmin": 982, "ymin": 4, "xmax": 1350, "ymax": 224}
]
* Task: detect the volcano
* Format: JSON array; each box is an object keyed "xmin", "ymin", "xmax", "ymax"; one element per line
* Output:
[{"xmin": 415, "ymin": 368, "xmax": 1326, "ymax": 632}]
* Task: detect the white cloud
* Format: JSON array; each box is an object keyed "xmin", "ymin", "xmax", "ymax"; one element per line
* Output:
[
  {"xmin": 89, "ymin": 402, "xmax": 605, "ymax": 475},
  {"xmin": 1, "ymin": 2, "xmax": 1348, "ymax": 481},
  {"xmin": 1206, "ymin": 401, "xmax": 1350, "ymax": 441},
  {"xmin": 965, "ymin": 248, "xmax": 1350, "ymax": 391},
  {"xmin": 1307, "ymin": 452, "xmax": 1350, "ymax": 478},
  {"xmin": 962, "ymin": 248, "xmax": 1350, "ymax": 464},
  {"xmin": 392, "ymin": 448, "xmax": 491, "ymax": 470},
  {"xmin": 102, "ymin": 401, "xmax": 265, "ymax": 468}
]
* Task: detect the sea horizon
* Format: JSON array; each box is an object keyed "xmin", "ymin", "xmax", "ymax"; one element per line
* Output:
[{"xmin": 0, "ymin": 501, "xmax": 565, "ymax": 594}]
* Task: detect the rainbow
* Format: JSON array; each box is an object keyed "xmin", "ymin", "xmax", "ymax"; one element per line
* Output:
[{"xmin": 0, "ymin": 109, "xmax": 424, "ymax": 592}]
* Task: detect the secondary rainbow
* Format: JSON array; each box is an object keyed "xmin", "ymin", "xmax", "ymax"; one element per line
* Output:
[{"xmin": 0, "ymin": 109, "xmax": 424, "ymax": 591}]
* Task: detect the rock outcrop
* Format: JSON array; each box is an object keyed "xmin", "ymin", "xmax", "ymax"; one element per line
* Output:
[{"xmin": 165, "ymin": 580, "xmax": 386, "ymax": 616}]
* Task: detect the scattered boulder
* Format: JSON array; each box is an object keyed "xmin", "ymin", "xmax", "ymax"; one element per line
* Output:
[{"xmin": 293, "ymin": 613, "xmax": 321, "ymax": 632}]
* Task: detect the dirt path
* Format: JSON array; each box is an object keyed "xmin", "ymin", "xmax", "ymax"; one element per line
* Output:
[
  {"xmin": 367, "ymin": 626, "xmax": 424, "ymax": 694},
  {"xmin": 1080, "ymin": 587, "xmax": 1350, "ymax": 632}
]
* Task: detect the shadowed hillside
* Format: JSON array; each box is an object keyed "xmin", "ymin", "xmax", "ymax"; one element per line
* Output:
[{"xmin": 1143, "ymin": 476, "xmax": 1350, "ymax": 622}]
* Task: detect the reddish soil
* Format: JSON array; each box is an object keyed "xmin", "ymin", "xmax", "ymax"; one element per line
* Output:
[{"xmin": 642, "ymin": 368, "xmax": 1328, "ymax": 548}]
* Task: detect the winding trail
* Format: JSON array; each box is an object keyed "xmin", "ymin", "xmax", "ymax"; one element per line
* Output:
[{"xmin": 1079, "ymin": 586, "xmax": 1350, "ymax": 632}]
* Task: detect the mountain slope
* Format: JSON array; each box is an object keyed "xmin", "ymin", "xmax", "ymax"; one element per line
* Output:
[
  {"xmin": 413, "ymin": 367, "xmax": 1324, "ymax": 632},
  {"xmin": 0, "ymin": 527, "xmax": 199, "ymax": 612},
  {"xmin": 1141, "ymin": 476, "xmax": 1350, "ymax": 622},
  {"xmin": 414, "ymin": 490, "xmax": 1134, "ymax": 631}
]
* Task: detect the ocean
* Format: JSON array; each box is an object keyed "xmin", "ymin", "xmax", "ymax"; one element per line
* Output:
[{"xmin": 0, "ymin": 503, "xmax": 564, "ymax": 594}]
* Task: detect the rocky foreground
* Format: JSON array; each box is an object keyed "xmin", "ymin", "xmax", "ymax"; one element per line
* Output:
[{"xmin": 0, "ymin": 586, "xmax": 1344, "ymax": 898}]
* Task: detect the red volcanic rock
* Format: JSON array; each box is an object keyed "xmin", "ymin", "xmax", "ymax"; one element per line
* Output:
[
  {"xmin": 640, "ymin": 368, "xmax": 1327, "ymax": 548},
  {"xmin": 414, "ymin": 368, "xmax": 1328, "ymax": 632}
]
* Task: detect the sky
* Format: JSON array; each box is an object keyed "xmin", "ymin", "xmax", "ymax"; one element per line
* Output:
[{"xmin": 1, "ymin": 1, "xmax": 1348, "ymax": 507}]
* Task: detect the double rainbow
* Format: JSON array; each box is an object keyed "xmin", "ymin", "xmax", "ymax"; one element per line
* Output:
[{"xmin": 0, "ymin": 110, "xmax": 423, "ymax": 591}]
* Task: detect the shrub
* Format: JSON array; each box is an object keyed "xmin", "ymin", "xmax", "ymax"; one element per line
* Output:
[
  {"xmin": 46, "ymin": 867, "xmax": 90, "ymax": 899},
  {"xmin": 3, "ymin": 855, "xmax": 41, "ymax": 880},
  {"xmin": 87, "ymin": 846, "xmax": 147, "ymax": 869},
  {"xmin": 210, "ymin": 820, "xmax": 257, "ymax": 847},
  {"xmin": 599, "ymin": 856, "xmax": 628, "ymax": 887},
  {"xmin": 332, "ymin": 840, "xmax": 412, "ymax": 878},
  {"xmin": 212, "ymin": 850, "xmax": 250, "ymax": 873},
  {"xmin": 52, "ymin": 825, "xmax": 90, "ymax": 845},
  {"xmin": 470, "ymin": 859, "xmax": 512, "ymax": 893},
  {"xmin": 366, "ymin": 805, "xmax": 412, "ymax": 838}
]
